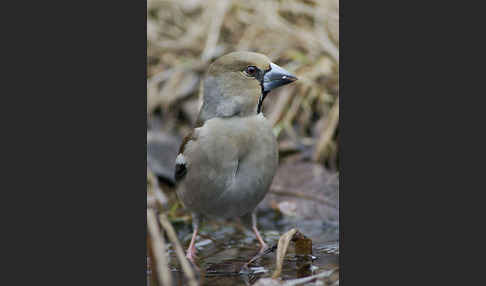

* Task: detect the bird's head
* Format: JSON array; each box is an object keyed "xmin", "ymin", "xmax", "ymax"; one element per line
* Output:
[{"xmin": 198, "ymin": 51, "xmax": 297, "ymax": 123}]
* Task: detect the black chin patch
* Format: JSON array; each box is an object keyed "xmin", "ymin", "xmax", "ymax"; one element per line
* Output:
[
  {"xmin": 257, "ymin": 66, "xmax": 272, "ymax": 114},
  {"xmin": 257, "ymin": 91, "xmax": 269, "ymax": 114}
]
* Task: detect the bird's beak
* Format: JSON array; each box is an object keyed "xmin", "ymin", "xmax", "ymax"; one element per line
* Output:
[{"xmin": 263, "ymin": 62, "xmax": 298, "ymax": 93}]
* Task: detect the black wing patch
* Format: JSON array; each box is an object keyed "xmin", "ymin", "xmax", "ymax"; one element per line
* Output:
[
  {"xmin": 175, "ymin": 131, "xmax": 196, "ymax": 183},
  {"xmin": 174, "ymin": 162, "xmax": 187, "ymax": 182}
]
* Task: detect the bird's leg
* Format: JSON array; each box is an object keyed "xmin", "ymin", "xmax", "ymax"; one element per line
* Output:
[
  {"xmin": 252, "ymin": 211, "xmax": 268, "ymax": 253},
  {"xmin": 186, "ymin": 214, "xmax": 200, "ymax": 263},
  {"xmin": 240, "ymin": 211, "xmax": 269, "ymax": 273},
  {"xmin": 186, "ymin": 228, "xmax": 198, "ymax": 263}
]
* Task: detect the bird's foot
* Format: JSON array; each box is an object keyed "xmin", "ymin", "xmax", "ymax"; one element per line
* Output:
[
  {"xmin": 253, "ymin": 225, "xmax": 268, "ymax": 254},
  {"xmin": 186, "ymin": 220, "xmax": 199, "ymax": 266},
  {"xmin": 185, "ymin": 248, "xmax": 201, "ymax": 272},
  {"xmin": 185, "ymin": 243, "xmax": 197, "ymax": 263},
  {"xmin": 258, "ymin": 242, "xmax": 269, "ymax": 254},
  {"xmin": 241, "ymin": 243, "xmax": 274, "ymax": 274}
]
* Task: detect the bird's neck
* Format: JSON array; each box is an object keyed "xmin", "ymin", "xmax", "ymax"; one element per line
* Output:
[
  {"xmin": 196, "ymin": 77, "xmax": 259, "ymax": 126},
  {"xmin": 196, "ymin": 101, "xmax": 258, "ymax": 127}
]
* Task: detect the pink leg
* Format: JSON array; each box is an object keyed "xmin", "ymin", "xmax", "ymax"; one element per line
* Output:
[
  {"xmin": 252, "ymin": 212, "xmax": 268, "ymax": 253},
  {"xmin": 186, "ymin": 214, "xmax": 200, "ymax": 263},
  {"xmin": 185, "ymin": 226, "xmax": 198, "ymax": 263}
]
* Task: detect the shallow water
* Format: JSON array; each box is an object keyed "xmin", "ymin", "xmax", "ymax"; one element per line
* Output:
[{"xmin": 152, "ymin": 209, "xmax": 339, "ymax": 285}]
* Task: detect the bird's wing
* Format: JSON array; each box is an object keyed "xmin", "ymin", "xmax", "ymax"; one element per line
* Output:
[
  {"xmin": 174, "ymin": 130, "xmax": 196, "ymax": 182},
  {"xmin": 174, "ymin": 118, "xmax": 243, "ymax": 186}
]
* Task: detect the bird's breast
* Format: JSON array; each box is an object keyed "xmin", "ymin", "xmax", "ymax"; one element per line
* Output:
[{"xmin": 177, "ymin": 115, "xmax": 278, "ymax": 219}]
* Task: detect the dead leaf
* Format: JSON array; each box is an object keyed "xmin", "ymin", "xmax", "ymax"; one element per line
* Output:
[{"xmin": 292, "ymin": 231, "xmax": 312, "ymax": 256}]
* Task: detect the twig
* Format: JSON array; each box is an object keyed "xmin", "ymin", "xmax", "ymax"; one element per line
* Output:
[{"xmin": 147, "ymin": 209, "xmax": 172, "ymax": 286}]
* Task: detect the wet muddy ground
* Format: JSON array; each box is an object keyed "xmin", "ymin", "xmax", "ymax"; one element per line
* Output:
[{"xmin": 148, "ymin": 207, "xmax": 339, "ymax": 285}]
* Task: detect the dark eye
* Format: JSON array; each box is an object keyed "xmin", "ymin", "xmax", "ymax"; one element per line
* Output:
[{"xmin": 244, "ymin": 66, "xmax": 258, "ymax": 77}]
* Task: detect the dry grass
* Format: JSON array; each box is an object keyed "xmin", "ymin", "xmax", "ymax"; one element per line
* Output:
[{"xmin": 148, "ymin": 0, "xmax": 339, "ymax": 168}]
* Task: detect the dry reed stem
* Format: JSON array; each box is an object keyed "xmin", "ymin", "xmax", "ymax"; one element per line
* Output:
[
  {"xmin": 313, "ymin": 96, "xmax": 339, "ymax": 162},
  {"xmin": 148, "ymin": 1, "xmax": 340, "ymax": 167},
  {"xmin": 147, "ymin": 209, "xmax": 172, "ymax": 286},
  {"xmin": 201, "ymin": 0, "xmax": 230, "ymax": 61},
  {"xmin": 159, "ymin": 213, "xmax": 198, "ymax": 286},
  {"xmin": 147, "ymin": 168, "xmax": 168, "ymax": 210},
  {"xmin": 283, "ymin": 85, "xmax": 308, "ymax": 124},
  {"xmin": 268, "ymin": 86, "xmax": 296, "ymax": 127}
]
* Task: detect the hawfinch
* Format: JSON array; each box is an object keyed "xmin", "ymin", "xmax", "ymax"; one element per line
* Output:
[{"xmin": 174, "ymin": 51, "xmax": 297, "ymax": 263}]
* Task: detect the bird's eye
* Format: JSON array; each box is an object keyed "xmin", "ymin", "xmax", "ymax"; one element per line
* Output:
[{"xmin": 244, "ymin": 66, "xmax": 258, "ymax": 77}]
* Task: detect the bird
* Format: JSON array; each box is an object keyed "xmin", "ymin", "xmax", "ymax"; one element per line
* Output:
[{"xmin": 174, "ymin": 51, "xmax": 297, "ymax": 263}]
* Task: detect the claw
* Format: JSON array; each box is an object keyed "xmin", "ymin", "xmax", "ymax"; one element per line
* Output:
[{"xmin": 258, "ymin": 242, "xmax": 268, "ymax": 254}]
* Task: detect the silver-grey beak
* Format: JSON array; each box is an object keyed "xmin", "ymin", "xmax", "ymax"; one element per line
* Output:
[{"xmin": 263, "ymin": 62, "xmax": 298, "ymax": 93}]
